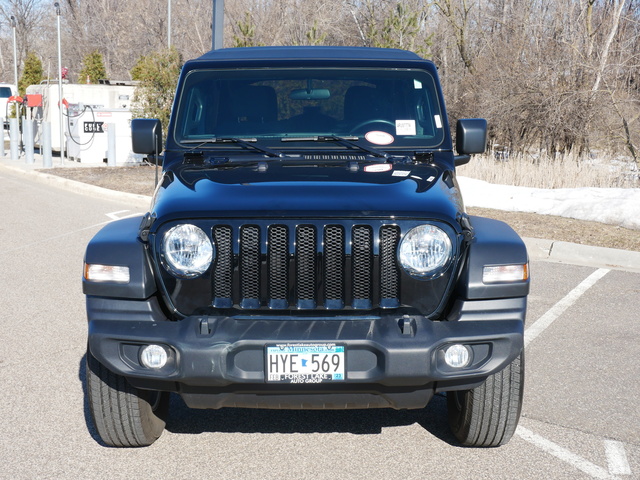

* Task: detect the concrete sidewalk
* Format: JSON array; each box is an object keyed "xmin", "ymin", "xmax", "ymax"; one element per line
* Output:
[{"xmin": 2, "ymin": 152, "xmax": 639, "ymax": 273}]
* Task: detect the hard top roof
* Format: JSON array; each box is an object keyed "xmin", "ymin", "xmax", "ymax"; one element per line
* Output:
[{"xmin": 188, "ymin": 46, "xmax": 429, "ymax": 66}]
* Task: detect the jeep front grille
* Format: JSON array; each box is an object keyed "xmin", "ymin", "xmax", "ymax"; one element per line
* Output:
[{"xmin": 210, "ymin": 221, "xmax": 401, "ymax": 310}]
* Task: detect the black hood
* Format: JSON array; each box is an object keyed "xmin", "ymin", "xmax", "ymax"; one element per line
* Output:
[{"xmin": 152, "ymin": 159, "xmax": 464, "ymax": 226}]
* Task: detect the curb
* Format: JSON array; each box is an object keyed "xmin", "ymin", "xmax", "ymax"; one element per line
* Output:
[
  {"xmin": 2, "ymin": 159, "xmax": 639, "ymax": 273},
  {"xmin": 524, "ymin": 237, "xmax": 640, "ymax": 273}
]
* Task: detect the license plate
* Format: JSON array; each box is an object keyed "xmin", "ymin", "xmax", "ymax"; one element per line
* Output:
[{"xmin": 266, "ymin": 343, "xmax": 345, "ymax": 383}]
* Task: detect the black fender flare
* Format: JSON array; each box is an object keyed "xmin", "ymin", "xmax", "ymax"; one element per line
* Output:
[
  {"xmin": 456, "ymin": 216, "xmax": 530, "ymax": 300},
  {"xmin": 83, "ymin": 216, "xmax": 157, "ymax": 299}
]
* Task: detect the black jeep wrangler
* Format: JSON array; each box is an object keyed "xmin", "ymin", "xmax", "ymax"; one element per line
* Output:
[{"xmin": 83, "ymin": 46, "xmax": 529, "ymax": 448}]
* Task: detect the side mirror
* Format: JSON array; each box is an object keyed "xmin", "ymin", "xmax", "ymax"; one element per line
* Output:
[
  {"xmin": 455, "ymin": 118, "xmax": 487, "ymax": 167},
  {"xmin": 131, "ymin": 118, "xmax": 163, "ymax": 157}
]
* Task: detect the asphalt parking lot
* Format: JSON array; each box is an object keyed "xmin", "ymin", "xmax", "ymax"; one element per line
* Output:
[{"xmin": 0, "ymin": 164, "xmax": 638, "ymax": 479}]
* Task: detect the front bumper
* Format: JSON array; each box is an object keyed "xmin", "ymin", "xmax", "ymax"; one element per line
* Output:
[{"xmin": 87, "ymin": 296, "xmax": 525, "ymax": 409}]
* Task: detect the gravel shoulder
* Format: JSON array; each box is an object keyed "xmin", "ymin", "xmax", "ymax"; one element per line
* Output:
[{"xmin": 42, "ymin": 165, "xmax": 640, "ymax": 252}]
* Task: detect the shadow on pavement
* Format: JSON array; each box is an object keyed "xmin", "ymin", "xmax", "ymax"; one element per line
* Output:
[
  {"xmin": 165, "ymin": 391, "xmax": 456, "ymax": 443},
  {"xmin": 78, "ymin": 354, "xmax": 458, "ymax": 446}
]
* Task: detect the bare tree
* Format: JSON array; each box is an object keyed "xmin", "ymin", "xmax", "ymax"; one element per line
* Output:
[
  {"xmin": 0, "ymin": 0, "xmax": 44, "ymax": 75},
  {"xmin": 592, "ymin": 0, "xmax": 626, "ymax": 92},
  {"xmin": 0, "ymin": 0, "xmax": 638, "ymax": 164},
  {"xmin": 434, "ymin": 0, "xmax": 475, "ymax": 74}
]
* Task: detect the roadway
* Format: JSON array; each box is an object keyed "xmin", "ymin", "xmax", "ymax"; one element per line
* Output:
[{"xmin": 0, "ymin": 166, "xmax": 637, "ymax": 479}]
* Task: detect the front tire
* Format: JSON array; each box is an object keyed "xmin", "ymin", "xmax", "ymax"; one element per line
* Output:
[
  {"xmin": 86, "ymin": 351, "xmax": 169, "ymax": 447},
  {"xmin": 447, "ymin": 351, "xmax": 524, "ymax": 447}
]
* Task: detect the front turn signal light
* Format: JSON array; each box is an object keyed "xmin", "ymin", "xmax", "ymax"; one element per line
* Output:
[
  {"xmin": 482, "ymin": 263, "xmax": 529, "ymax": 284},
  {"xmin": 84, "ymin": 263, "xmax": 130, "ymax": 284}
]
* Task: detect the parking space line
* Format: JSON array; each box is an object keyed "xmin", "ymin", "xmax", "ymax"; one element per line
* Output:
[
  {"xmin": 524, "ymin": 268, "xmax": 610, "ymax": 348},
  {"xmin": 106, "ymin": 210, "xmax": 132, "ymax": 220},
  {"xmin": 516, "ymin": 426, "xmax": 619, "ymax": 479},
  {"xmin": 3, "ymin": 219, "xmax": 114, "ymax": 254},
  {"xmin": 105, "ymin": 210, "xmax": 144, "ymax": 221},
  {"xmin": 605, "ymin": 440, "xmax": 632, "ymax": 476},
  {"xmin": 2, "ymin": 211, "xmax": 142, "ymax": 255}
]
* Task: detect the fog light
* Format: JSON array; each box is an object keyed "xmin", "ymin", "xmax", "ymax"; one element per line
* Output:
[
  {"xmin": 140, "ymin": 344, "xmax": 168, "ymax": 369},
  {"xmin": 444, "ymin": 344, "xmax": 471, "ymax": 368}
]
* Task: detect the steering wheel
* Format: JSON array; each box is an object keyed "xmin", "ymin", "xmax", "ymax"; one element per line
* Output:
[{"xmin": 349, "ymin": 119, "xmax": 395, "ymax": 134}]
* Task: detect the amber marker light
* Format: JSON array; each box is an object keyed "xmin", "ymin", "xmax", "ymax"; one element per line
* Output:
[
  {"xmin": 482, "ymin": 263, "xmax": 529, "ymax": 284},
  {"xmin": 84, "ymin": 263, "xmax": 130, "ymax": 283}
]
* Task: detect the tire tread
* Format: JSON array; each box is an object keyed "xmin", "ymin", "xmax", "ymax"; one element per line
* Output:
[
  {"xmin": 86, "ymin": 352, "xmax": 168, "ymax": 447},
  {"xmin": 447, "ymin": 351, "xmax": 524, "ymax": 447}
]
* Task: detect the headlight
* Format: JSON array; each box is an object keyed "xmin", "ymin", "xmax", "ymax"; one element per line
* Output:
[
  {"xmin": 162, "ymin": 224, "xmax": 213, "ymax": 278},
  {"xmin": 398, "ymin": 225, "xmax": 452, "ymax": 278}
]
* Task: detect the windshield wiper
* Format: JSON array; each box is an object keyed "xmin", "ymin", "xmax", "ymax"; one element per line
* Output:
[
  {"xmin": 281, "ymin": 135, "xmax": 390, "ymax": 160},
  {"xmin": 182, "ymin": 137, "xmax": 285, "ymax": 158}
]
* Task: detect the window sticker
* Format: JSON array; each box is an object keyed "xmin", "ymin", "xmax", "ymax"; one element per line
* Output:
[
  {"xmin": 434, "ymin": 115, "xmax": 443, "ymax": 129},
  {"xmin": 365, "ymin": 131, "xmax": 394, "ymax": 145},
  {"xmin": 396, "ymin": 120, "xmax": 416, "ymax": 136},
  {"xmin": 414, "ymin": 79, "xmax": 423, "ymax": 89}
]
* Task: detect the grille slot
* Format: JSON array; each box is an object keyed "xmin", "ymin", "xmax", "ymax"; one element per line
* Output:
[
  {"xmin": 212, "ymin": 226, "xmax": 233, "ymax": 308},
  {"xmin": 210, "ymin": 221, "xmax": 402, "ymax": 311},
  {"xmin": 296, "ymin": 225, "xmax": 317, "ymax": 308},
  {"xmin": 352, "ymin": 226, "xmax": 373, "ymax": 309},
  {"xmin": 380, "ymin": 225, "xmax": 401, "ymax": 308},
  {"xmin": 268, "ymin": 225, "xmax": 289, "ymax": 309},
  {"xmin": 324, "ymin": 226, "xmax": 345, "ymax": 309},
  {"xmin": 240, "ymin": 226, "xmax": 260, "ymax": 309}
]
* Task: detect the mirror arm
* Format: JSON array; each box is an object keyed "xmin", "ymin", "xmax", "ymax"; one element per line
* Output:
[{"xmin": 454, "ymin": 154, "xmax": 471, "ymax": 167}]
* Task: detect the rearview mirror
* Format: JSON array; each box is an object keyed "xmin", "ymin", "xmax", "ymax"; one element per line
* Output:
[
  {"xmin": 290, "ymin": 88, "xmax": 330, "ymax": 100},
  {"xmin": 131, "ymin": 118, "xmax": 163, "ymax": 156},
  {"xmin": 456, "ymin": 118, "xmax": 487, "ymax": 155},
  {"xmin": 455, "ymin": 118, "xmax": 487, "ymax": 167}
]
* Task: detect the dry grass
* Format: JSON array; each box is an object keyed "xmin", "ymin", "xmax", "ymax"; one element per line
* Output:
[
  {"xmin": 467, "ymin": 207, "xmax": 640, "ymax": 252},
  {"xmin": 459, "ymin": 152, "xmax": 640, "ymax": 189}
]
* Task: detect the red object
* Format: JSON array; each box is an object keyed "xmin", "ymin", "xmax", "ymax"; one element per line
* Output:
[
  {"xmin": 26, "ymin": 94, "xmax": 43, "ymax": 107},
  {"xmin": 8, "ymin": 95, "xmax": 23, "ymax": 103},
  {"xmin": 61, "ymin": 67, "xmax": 68, "ymax": 79}
]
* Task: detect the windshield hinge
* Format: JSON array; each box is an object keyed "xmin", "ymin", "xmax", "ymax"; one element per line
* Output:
[
  {"xmin": 458, "ymin": 213, "xmax": 474, "ymax": 244},
  {"xmin": 138, "ymin": 213, "xmax": 156, "ymax": 243}
]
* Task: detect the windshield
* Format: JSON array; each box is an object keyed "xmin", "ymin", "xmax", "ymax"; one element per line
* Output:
[{"xmin": 172, "ymin": 68, "xmax": 446, "ymax": 150}]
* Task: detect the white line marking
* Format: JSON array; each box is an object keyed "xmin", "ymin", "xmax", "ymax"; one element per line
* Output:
[
  {"xmin": 3, "ymin": 213, "xmax": 139, "ymax": 255},
  {"xmin": 605, "ymin": 440, "xmax": 631, "ymax": 475},
  {"xmin": 524, "ymin": 268, "xmax": 610, "ymax": 348},
  {"xmin": 3, "ymin": 220, "xmax": 115, "ymax": 254},
  {"xmin": 516, "ymin": 426, "xmax": 619, "ymax": 479},
  {"xmin": 106, "ymin": 210, "xmax": 139, "ymax": 220},
  {"xmin": 106, "ymin": 210, "xmax": 130, "ymax": 220}
]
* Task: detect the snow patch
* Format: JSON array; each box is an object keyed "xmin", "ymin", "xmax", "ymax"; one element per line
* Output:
[{"xmin": 458, "ymin": 176, "xmax": 640, "ymax": 230}]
